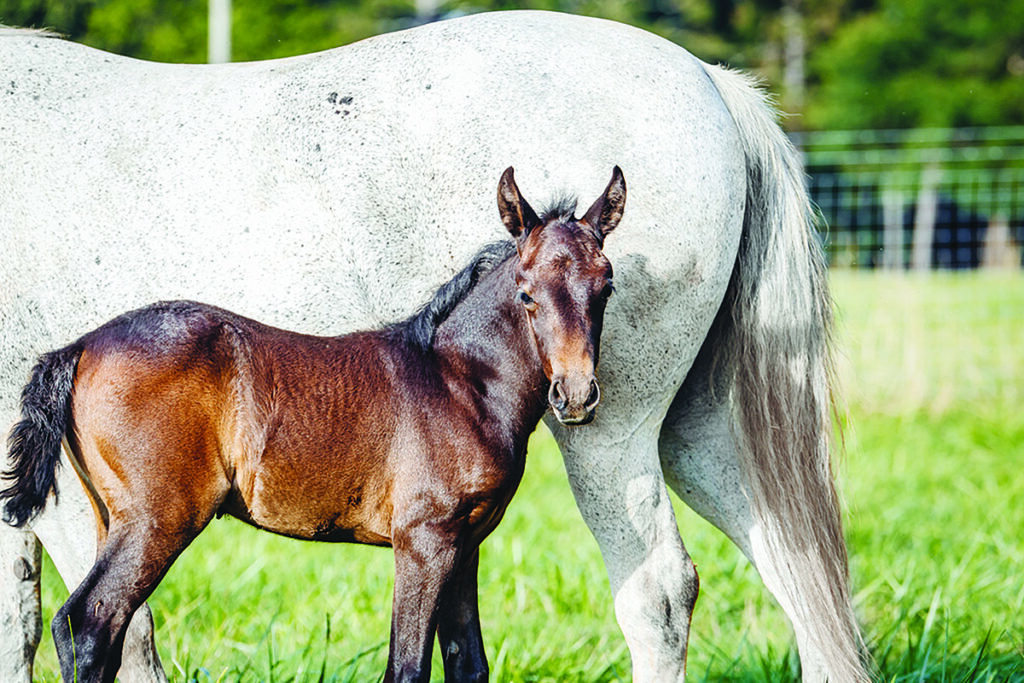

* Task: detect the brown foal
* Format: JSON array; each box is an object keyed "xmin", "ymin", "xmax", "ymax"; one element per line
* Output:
[{"xmin": 2, "ymin": 167, "xmax": 626, "ymax": 683}]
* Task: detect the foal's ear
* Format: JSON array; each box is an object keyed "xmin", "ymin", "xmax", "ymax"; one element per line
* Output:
[
  {"xmin": 497, "ymin": 167, "xmax": 541, "ymax": 239},
  {"xmin": 582, "ymin": 166, "xmax": 626, "ymax": 244}
]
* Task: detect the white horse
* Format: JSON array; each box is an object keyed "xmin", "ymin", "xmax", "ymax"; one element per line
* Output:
[{"xmin": 0, "ymin": 11, "xmax": 868, "ymax": 682}]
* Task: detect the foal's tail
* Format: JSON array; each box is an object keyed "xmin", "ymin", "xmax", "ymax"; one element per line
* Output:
[
  {"xmin": 700, "ymin": 64, "xmax": 870, "ymax": 681},
  {"xmin": 1, "ymin": 345, "xmax": 82, "ymax": 528}
]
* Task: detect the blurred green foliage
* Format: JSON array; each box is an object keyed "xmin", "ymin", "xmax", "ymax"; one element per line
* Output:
[
  {"xmin": 0, "ymin": 0, "xmax": 416, "ymax": 61},
  {"xmin": 805, "ymin": 0, "xmax": 1024, "ymax": 129},
  {"xmin": 1, "ymin": 0, "xmax": 1021, "ymax": 129}
]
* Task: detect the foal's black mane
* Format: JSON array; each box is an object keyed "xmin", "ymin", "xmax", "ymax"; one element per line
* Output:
[
  {"xmin": 396, "ymin": 240, "xmax": 517, "ymax": 354},
  {"xmin": 392, "ymin": 196, "xmax": 580, "ymax": 354},
  {"xmin": 539, "ymin": 196, "xmax": 578, "ymax": 224}
]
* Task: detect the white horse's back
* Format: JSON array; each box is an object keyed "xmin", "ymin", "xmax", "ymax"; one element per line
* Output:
[{"xmin": 1, "ymin": 11, "xmax": 733, "ymax": 334}]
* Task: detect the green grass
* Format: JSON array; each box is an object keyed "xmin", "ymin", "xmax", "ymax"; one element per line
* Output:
[
  {"xmin": 32, "ymin": 271, "xmax": 1024, "ymax": 681},
  {"xmin": 831, "ymin": 270, "xmax": 1024, "ymax": 683}
]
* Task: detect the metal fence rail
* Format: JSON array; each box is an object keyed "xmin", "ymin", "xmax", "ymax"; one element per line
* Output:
[{"xmin": 790, "ymin": 127, "xmax": 1024, "ymax": 269}]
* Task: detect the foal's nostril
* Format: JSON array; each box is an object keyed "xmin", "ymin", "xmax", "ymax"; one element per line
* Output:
[
  {"xmin": 548, "ymin": 380, "xmax": 568, "ymax": 410},
  {"xmin": 585, "ymin": 379, "xmax": 601, "ymax": 410}
]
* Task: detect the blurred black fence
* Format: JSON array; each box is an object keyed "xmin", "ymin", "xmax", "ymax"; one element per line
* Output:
[{"xmin": 791, "ymin": 127, "xmax": 1024, "ymax": 269}]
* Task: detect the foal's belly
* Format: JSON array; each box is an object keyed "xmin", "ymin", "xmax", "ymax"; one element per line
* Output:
[
  {"xmin": 219, "ymin": 338, "xmax": 400, "ymax": 545},
  {"xmin": 220, "ymin": 477, "xmax": 395, "ymax": 547},
  {"xmin": 221, "ymin": 439, "xmax": 396, "ymax": 547}
]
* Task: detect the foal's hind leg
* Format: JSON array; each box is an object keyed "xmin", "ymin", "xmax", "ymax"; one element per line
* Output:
[
  {"xmin": 52, "ymin": 510, "xmax": 211, "ymax": 683},
  {"xmin": 29, "ymin": 456, "xmax": 168, "ymax": 683},
  {"xmin": 436, "ymin": 549, "xmax": 487, "ymax": 683},
  {"xmin": 55, "ymin": 415, "xmax": 229, "ymax": 680},
  {"xmin": 51, "ymin": 458, "xmax": 224, "ymax": 683},
  {"xmin": 2, "ymin": 394, "xmax": 164, "ymax": 683}
]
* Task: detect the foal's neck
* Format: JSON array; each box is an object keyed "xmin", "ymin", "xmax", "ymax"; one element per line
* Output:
[{"xmin": 429, "ymin": 256, "xmax": 549, "ymax": 442}]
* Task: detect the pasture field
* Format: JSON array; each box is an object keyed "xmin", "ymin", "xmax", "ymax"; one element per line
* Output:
[{"xmin": 32, "ymin": 271, "xmax": 1024, "ymax": 681}]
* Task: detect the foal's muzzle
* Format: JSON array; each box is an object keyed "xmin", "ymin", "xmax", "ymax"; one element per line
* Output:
[{"xmin": 549, "ymin": 376, "xmax": 601, "ymax": 426}]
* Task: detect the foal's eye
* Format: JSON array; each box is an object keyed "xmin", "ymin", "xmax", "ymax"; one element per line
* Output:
[
  {"xmin": 601, "ymin": 281, "xmax": 615, "ymax": 299},
  {"xmin": 518, "ymin": 290, "xmax": 538, "ymax": 310}
]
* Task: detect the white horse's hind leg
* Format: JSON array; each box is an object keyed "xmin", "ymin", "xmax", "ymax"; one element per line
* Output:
[
  {"xmin": 658, "ymin": 345, "xmax": 841, "ymax": 682},
  {"xmin": 28, "ymin": 457, "xmax": 167, "ymax": 683},
  {"xmin": 551, "ymin": 420, "xmax": 698, "ymax": 681},
  {"xmin": 120, "ymin": 606, "xmax": 166, "ymax": 683},
  {"xmin": 0, "ymin": 527, "xmax": 41, "ymax": 683},
  {"xmin": 695, "ymin": 60, "xmax": 867, "ymax": 683}
]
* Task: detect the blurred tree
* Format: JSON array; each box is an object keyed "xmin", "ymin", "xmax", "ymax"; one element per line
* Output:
[
  {"xmin": 441, "ymin": 0, "xmax": 787, "ymax": 71},
  {"xmin": 805, "ymin": 0, "xmax": 1024, "ymax": 129},
  {"xmin": 1, "ymin": 0, "xmax": 208, "ymax": 61},
  {"xmin": 86, "ymin": 0, "xmax": 207, "ymax": 61},
  {"xmin": 1, "ymin": 0, "xmax": 92, "ymax": 36},
  {"xmin": 0, "ymin": 0, "xmax": 418, "ymax": 62},
  {"xmin": 231, "ymin": 0, "xmax": 416, "ymax": 61},
  {"xmin": 1, "ymin": 0, "xmax": 810, "ymax": 80}
]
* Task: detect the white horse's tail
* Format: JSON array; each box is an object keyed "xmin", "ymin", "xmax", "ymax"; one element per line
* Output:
[
  {"xmin": 0, "ymin": 26, "xmax": 62, "ymax": 38},
  {"xmin": 700, "ymin": 64, "xmax": 870, "ymax": 682}
]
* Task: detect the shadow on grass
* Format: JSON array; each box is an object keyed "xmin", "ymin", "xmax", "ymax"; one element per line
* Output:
[{"xmin": 166, "ymin": 619, "xmax": 1023, "ymax": 682}]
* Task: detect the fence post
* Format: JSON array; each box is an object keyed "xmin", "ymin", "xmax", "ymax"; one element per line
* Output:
[
  {"xmin": 911, "ymin": 163, "xmax": 942, "ymax": 271},
  {"xmin": 795, "ymin": 127, "xmax": 1022, "ymax": 270},
  {"xmin": 882, "ymin": 183, "xmax": 905, "ymax": 269},
  {"xmin": 983, "ymin": 215, "xmax": 1019, "ymax": 268}
]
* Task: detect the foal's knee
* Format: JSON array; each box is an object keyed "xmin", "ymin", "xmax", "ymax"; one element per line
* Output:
[
  {"xmin": 52, "ymin": 600, "xmax": 97, "ymax": 682},
  {"xmin": 53, "ymin": 596, "xmax": 126, "ymax": 683}
]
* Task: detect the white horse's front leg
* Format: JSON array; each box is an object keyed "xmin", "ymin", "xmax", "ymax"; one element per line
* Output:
[
  {"xmin": 27, "ymin": 454, "xmax": 168, "ymax": 683},
  {"xmin": 1, "ymin": 401, "xmax": 44, "ymax": 683},
  {"xmin": 552, "ymin": 419, "xmax": 697, "ymax": 682},
  {"xmin": 0, "ymin": 525, "xmax": 41, "ymax": 683}
]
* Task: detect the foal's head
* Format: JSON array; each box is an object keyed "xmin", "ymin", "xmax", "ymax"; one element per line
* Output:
[{"xmin": 497, "ymin": 166, "xmax": 625, "ymax": 426}]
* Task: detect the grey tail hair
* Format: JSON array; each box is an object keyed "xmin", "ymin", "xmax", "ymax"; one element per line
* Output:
[
  {"xmin": 1, "ymin": 345, "xmax": 82, "ymax": 527},
  {"xmin": 700, "ymin": 63, "xmax": 872, "ymax": 682}
]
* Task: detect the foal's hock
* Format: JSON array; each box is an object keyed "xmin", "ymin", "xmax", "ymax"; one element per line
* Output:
[{"xmin": 1, "ymin": 167, "xmax": 625, "ymax": 683}]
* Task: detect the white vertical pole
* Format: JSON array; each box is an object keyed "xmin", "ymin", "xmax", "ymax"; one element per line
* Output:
[
  {"xmin": 882, "ymin": 183, "xmax": 905, "ymax": 270},
  {"xmin": 782, "ymin": 0, "xmax": 804, "ymax": 109},
  {"xmin": 415, "ymin": 0, "xmax": 439, "ymax": 20},
  {"xmin": 209, "ymin": 0, "xmax": 231, "ymax": 64},
  {"xmin": 911, "ymin": 163, "xmax": 941, "ymax": 271}
]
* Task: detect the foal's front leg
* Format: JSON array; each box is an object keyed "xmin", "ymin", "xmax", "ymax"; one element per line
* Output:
[
  {"xmin": 437, "ymin": 548, "xmax": 488, "ymax": 683},
  {"xmin": 387, "ymin": 519, "xmax": 462, "ymax": 683}
]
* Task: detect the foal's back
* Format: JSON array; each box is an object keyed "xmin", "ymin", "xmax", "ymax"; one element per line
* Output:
[{"xmin": 71, "ymin": 301, "xmax": 402, "ymax": 546}]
